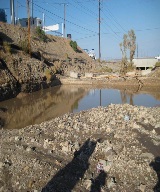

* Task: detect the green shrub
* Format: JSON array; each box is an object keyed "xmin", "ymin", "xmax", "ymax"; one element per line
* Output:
[
  {"xmin": 19, "ymin": 39, "xmax": 29, "ymax": 53},
  {"xmin": 3, "ymin": 41, "xmax": 11, "ymax": 54},
  {"xmin": 35, "ymin": 27, "xmax": 47, "ymax": 42},
  {"xmin": 51, "ymin": 61, "xmax": 62, "ymax": 74},
  {"xmin": 44, "ymin": 67, "xmax": 59, "ymax": 82},
  {"xmin": 44, "ymin": 68, "xmax": 52, "ymax": 82},
  {"xmin": 155, "ymin": 62, "xmax": 160, "ymax": 67},
  {"xmin": 70, "ymin": 40, "xmax": 77, "ymax": 52},
  {"xmin": 65, "ymin": 53, "xmax": 69, "ymax": 59},
  {"xmin": 99, "ymin": 66, "xmax": 113, "ymax": 73}
]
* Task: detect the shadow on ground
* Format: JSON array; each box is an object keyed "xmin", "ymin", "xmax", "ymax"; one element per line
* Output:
[
  {"xmin": 90, "ymin": 171, "xmax": 107, "ymax": 192},
  {"xmin": 42, "ymin": 139, "xmax": 97, "ymax": 192},
  {"xmin": 150, "ymin": 156, "xmax": 160, "ymax": 192}
]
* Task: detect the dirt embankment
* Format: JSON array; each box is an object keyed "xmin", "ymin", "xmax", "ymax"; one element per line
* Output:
[{"xmin": 0, "ymin": 23, "xmax": 95, "ymax": 101}]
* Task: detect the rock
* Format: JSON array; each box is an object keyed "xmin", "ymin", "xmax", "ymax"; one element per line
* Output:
[
  {"xmin": 0, "ymin": 162, "xmax": 4, "ymax": 169},
  {"xmin": 74, "ymin": 141, "xmax": 80, "ymax": 150},
  {"xmin": 144, "ymin": 119, "xmax": 149, "ymax": 124},
  {"xmin": 61, "ymin": 141, "xmax": 72, "ymax": 152},
  {"xmin": 139, "ymin": 184, "xmax": 146, "ymax": 192},
  {"xmin": 133, "ymin": 122, "xmax": 141, "ymax": 129},
  {"xmin": 107, "ymin": 177, "xmax": 116, "ymax": 189},
  {"xmin": 104, "ymin": 161, "xmax": 113, "ymax": 172},
  {"xmin": 152, "ymin": 129, "xmax": 156, "ymax": 134},
  {"xmin": 155, "ymin": 123, "xmax": 160, "ymax": 129},
  {"xmin": 15, "ymin": 136, "xmax": 22, "ymax": 141},
  {"xmin": 140, "ymin": 152, "xmax": 154, "ymax": 160},
  {"xmin": 26, "ymin": 147, "xmax": 32, "ymax": 152},
  {"xmin": 84, "ymin": 179, "xmax": 92, "ymax": 190},
  {"xmin": 104, "ymin": 147, "xmax": 117, "ymax": 161}
]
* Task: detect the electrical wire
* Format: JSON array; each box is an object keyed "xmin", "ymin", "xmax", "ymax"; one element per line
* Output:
[{"xmin": 33, "ymin": 2, "xmax": 98, "ymax": 34}]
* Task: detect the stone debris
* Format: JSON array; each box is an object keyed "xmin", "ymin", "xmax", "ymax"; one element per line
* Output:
[{"xmin": 0, "ymin": 104, "xmax": 160, "ymax": 191}]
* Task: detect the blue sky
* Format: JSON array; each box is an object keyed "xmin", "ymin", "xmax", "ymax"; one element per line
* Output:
[{"xmin": 0, "ymin": 0, "xmax": 160, "ymax": 60}]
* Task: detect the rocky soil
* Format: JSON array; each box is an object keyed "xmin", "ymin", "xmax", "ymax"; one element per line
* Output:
[
  {"xmin": 0, "ymin": 104, "xmax": 160, "ymax": 192},
  {"xmin": 0, "ymin": 23, "xmax": 96, "ymax": 101}
]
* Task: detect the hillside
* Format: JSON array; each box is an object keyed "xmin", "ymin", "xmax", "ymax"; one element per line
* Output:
[{"xmin": 0, "ymin": 22, "xmax": 96, "ymax": 101}]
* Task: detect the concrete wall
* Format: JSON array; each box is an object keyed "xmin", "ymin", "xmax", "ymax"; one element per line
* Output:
[
  {"xmin": 133, "ymin": 58, "xmax": 157, "ymax": 69},
  {"xmin": 85, "ymin": 73, "xmax": 93, "ymax": 78},
  {"xmin": 70, "ymin": 71, "xmax": 79, "ymax": 78}
]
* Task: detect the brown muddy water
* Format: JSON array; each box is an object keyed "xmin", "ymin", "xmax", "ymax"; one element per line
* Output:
[{"xmin": 0, "ymin": 85, "xmax": 160, "ymax": 129}]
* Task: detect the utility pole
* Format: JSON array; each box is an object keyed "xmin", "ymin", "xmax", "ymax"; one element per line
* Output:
[
  {"xmin": 10, "ymin": 0, "xmax": 15, "ymax": 25},
  {"xmin": 137, "ymin": 43, "xmax": 138, "ymax": 58},
  {"xmin": 32, "ymin": 0, "xmax": 33, "ymax": 20},
  {"xmin": 16, "ymin": 0, "xmax": 18, "ymax": 22},
  {"xmin": 43, "ymin": 13, "xmax": 45, "ymax": 32},
  {"xmin": 98, "ymin": 0, "xmax": 101, "ymax": 61},
  {"xmin": 98, "ymin": 0, "xmax": 102, "ymax": 106},
  {"xmin": 27, "ymin": 0, "xmax": 31, "ymax": 57},
  {"xmin": 63, "ymin": 3, "xmax": 66, "ymax": 38}
]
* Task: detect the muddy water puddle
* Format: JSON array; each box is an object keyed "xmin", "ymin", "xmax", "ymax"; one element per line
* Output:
[{"xmin": 0, "ymin": 85, "xmax": 160, "ymax": 129}]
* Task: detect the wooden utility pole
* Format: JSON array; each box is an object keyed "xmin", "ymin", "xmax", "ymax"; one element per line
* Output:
[{"xmin": 27, "ymin": 0, "xmax": 31, "ymax": 56}]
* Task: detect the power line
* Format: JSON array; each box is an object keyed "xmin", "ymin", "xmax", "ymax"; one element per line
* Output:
[
  {"xmin": 71, "ymin": 0, "xmax": 122, "ymax": 41},
  {"xmin": 30, "ymin": 0, "xmax": 122, "ymax": 42},
  {"xmin": 35, "ymin": 0, "xmax": 98, "ymax": 34},
  {"xmin": 33, "ymin": 2, "xmax": 98, "ymax": 34},
  {"xmin": 75, "ymin": 33, "xmax": 98, "ymax": 40},
  {"xmin": 73, "ymin": 0, "xmax": 98, "ymax": 17},
  {"xmin": 17, "ymin": 1, "xmax": 98, "ymax": 35},
  {"xmin": 37, "ymin": 1, "xmax": 68, "ymax": 37},
  {"xmin": 24, "ymin": 2, "xmax": 91, "ymax": 37},
  {"xmin": 102, "ymin": 1, "xmax": 126, "ymax": 33}
]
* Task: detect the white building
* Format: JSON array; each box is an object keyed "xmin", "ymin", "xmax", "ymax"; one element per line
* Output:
[{"xmin": 16, "ymin": 17, "xmax": 42, "ymax": 28}]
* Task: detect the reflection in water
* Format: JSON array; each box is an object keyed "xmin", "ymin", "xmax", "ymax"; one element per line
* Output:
[
  {"xmin": 0, "ymin": 86, "xmax": 89, "ymax": 129},
  {"xmin": 120, "ymin": 90, "xmax": 134, "ymax": 105},
  {"xmin": 0, "ymin": 85, "xmax": 160, "ymax": 129}
]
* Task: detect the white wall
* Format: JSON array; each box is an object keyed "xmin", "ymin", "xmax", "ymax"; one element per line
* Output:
[{"xmin": 133, "ymin": 58, "xmax": 157, "ymax": 68}]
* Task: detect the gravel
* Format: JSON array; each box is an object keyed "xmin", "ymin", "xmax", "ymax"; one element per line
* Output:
[{"xmin": 0, "ymin": 104, "xmax": 160, "ymax": 192}]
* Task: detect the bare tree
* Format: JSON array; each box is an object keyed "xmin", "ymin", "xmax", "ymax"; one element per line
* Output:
[
  {"xmin": 120, "ymin": 29, "xmax": 136, "ymax": 73},
  {"xmin": 120, "ymin": 34, "xmax": 128, "ymax": 74},
  {"xmin": 128, "ymin": 29, "xmax": 136, "ymax": 64}
]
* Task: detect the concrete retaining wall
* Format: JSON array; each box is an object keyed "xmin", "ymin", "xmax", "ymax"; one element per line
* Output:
[
  {"xmin": 70, "ymin": 71, "xmax": 79, "ymax": 78},
  {"xmin": 133, "ymin": 58, "xmax": 157, "ymax": 69},
  {"xmin": 85, "ymin": 73, "xmax": 93, "ymax": 78}
]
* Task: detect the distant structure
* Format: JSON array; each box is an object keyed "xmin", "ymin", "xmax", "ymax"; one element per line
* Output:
[
  {"xmin": 16, "ymin": 17, "xmax": 42, "ymax": 27},
  {"xmin": 133, "ymin": 58, "xmax": 157, "ymax": 70},
  {"xmin": 83, "ymin": 49, "xmax": 96, "ymax": 60},
  {"xmin": 67, "ymin": 34, "xmax": 71, "ymax": 39},
  {"xmin": 155, "ymin": 55, "xmax": 160, "ymax": 61},
  {"xmin": 43, "ymin": 24, "xmax": 59, "ymax": 32},
  {"xmin": 0, "ymin": 9, "xmax": 7, "ymax": 22}
]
